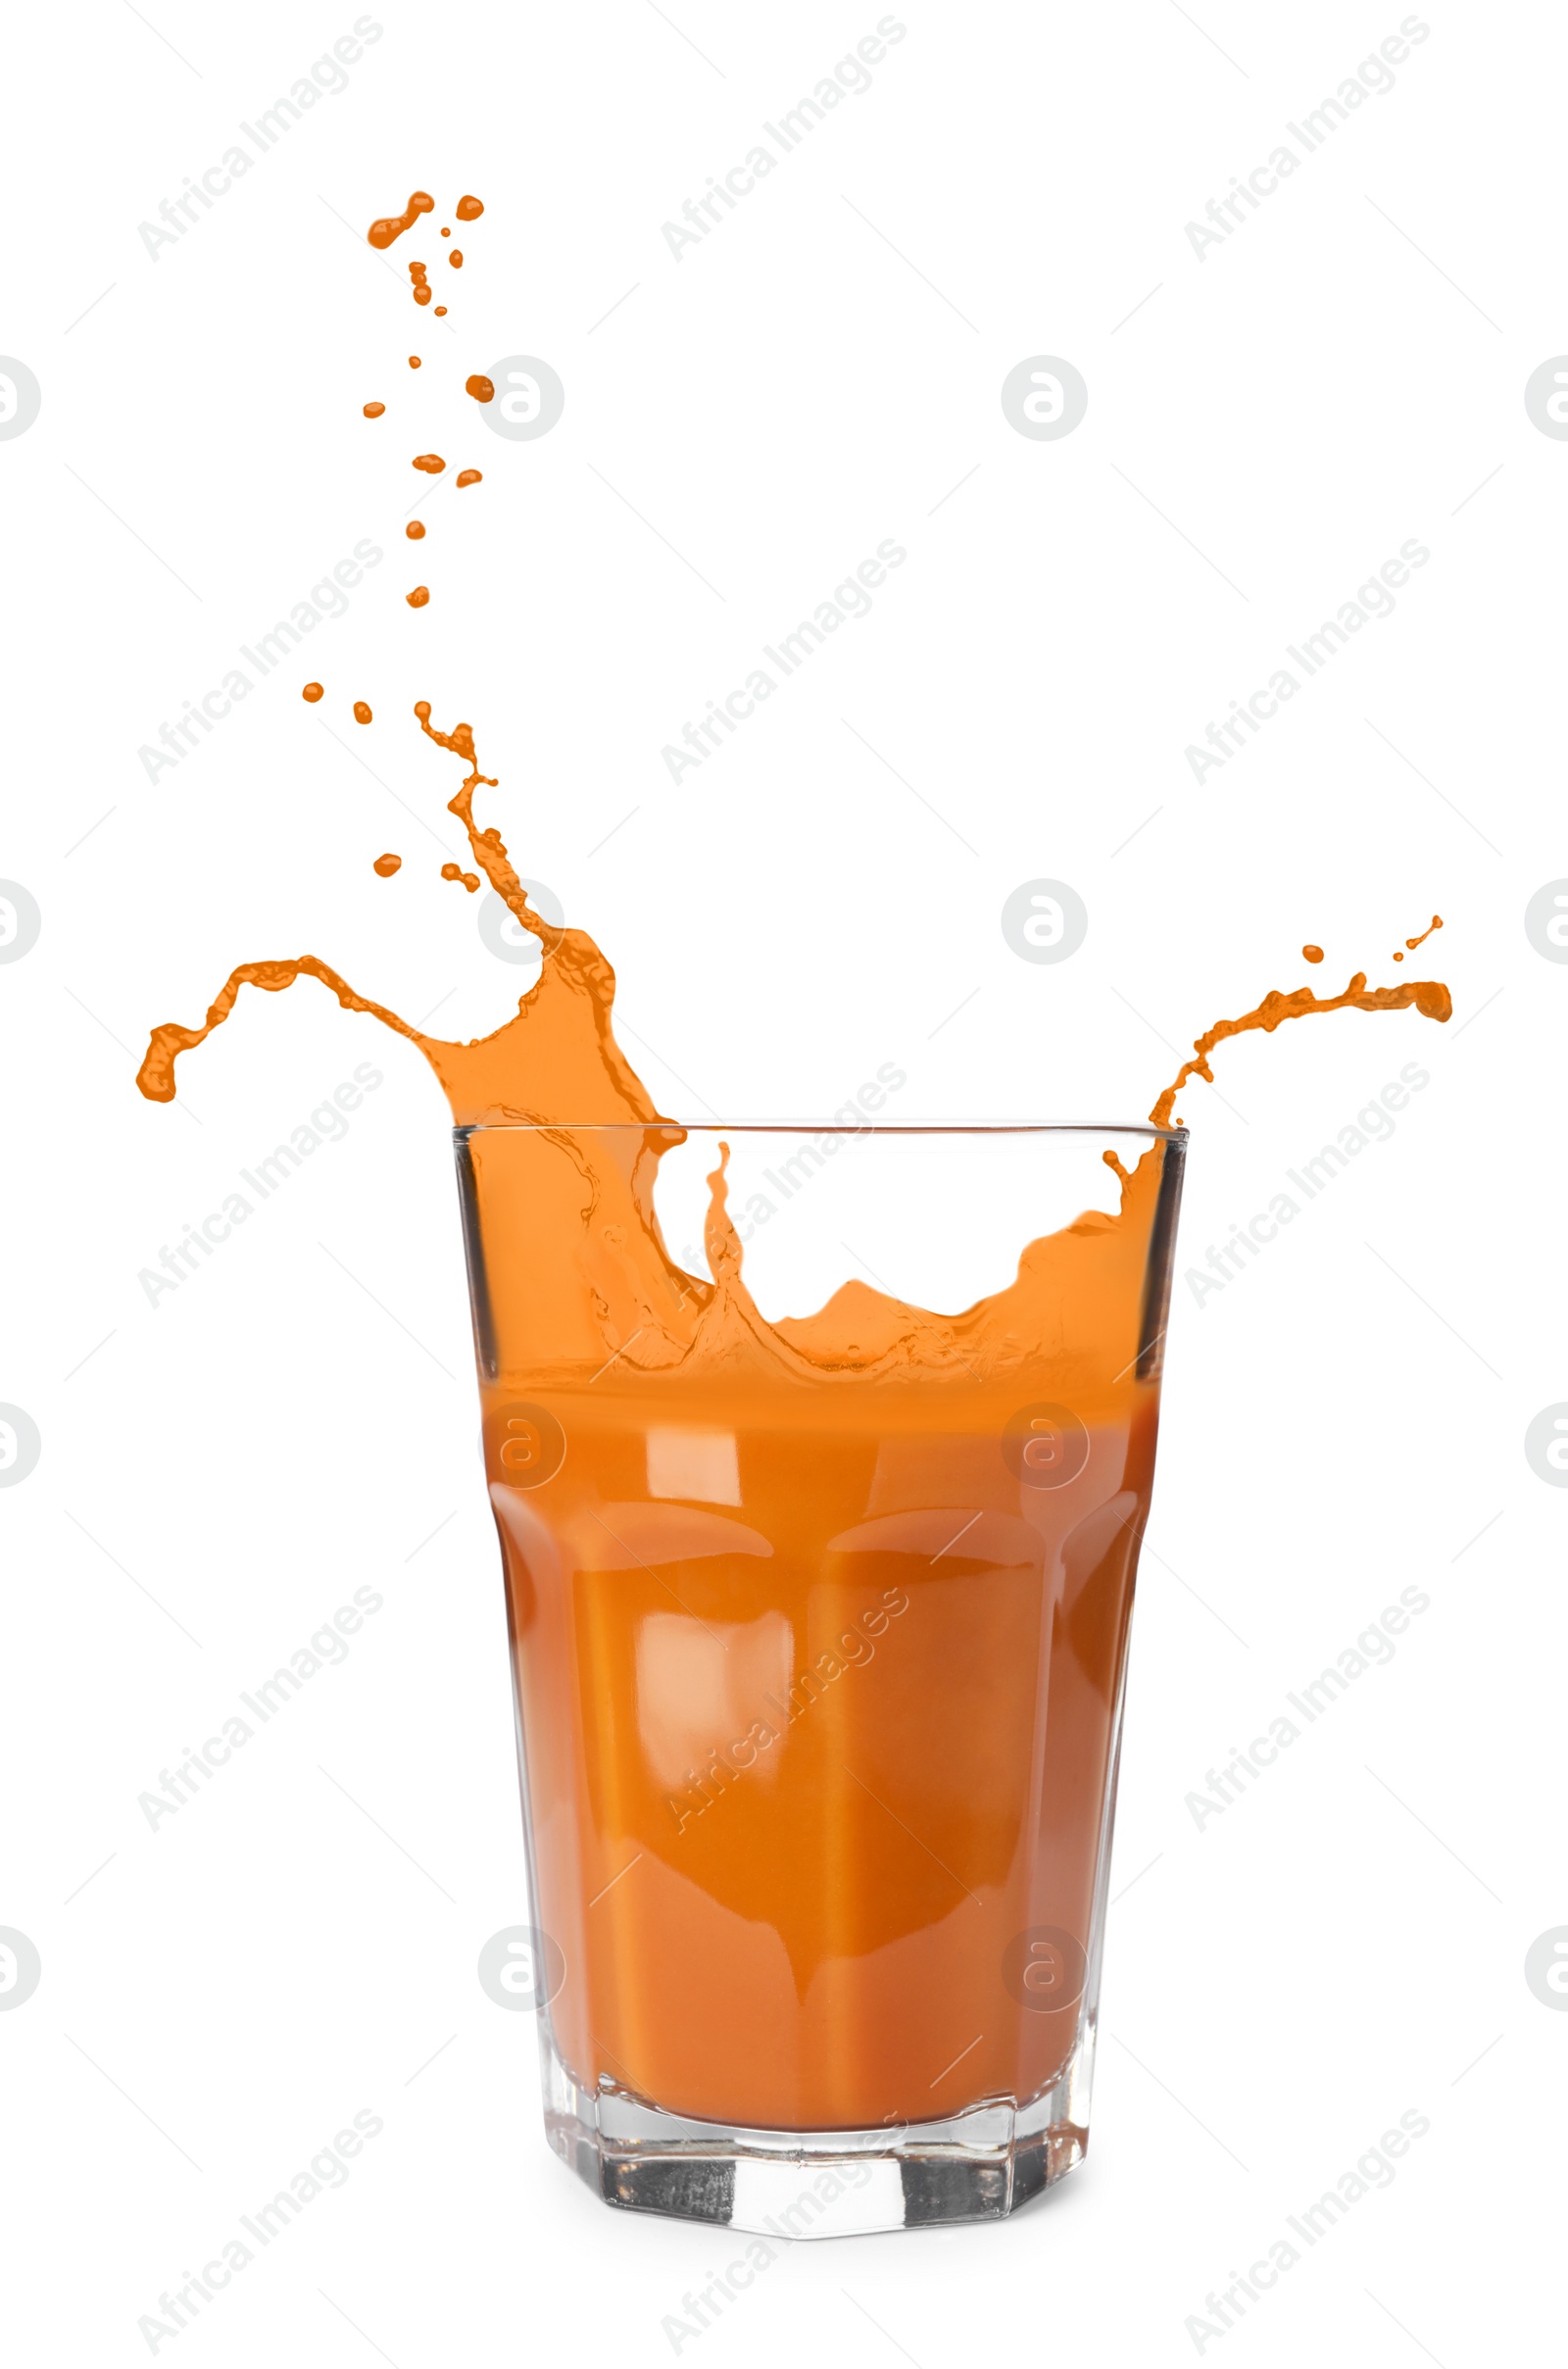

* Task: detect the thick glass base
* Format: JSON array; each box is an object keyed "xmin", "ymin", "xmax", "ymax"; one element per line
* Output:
[{"xmin": 537, "ymin": 2022, "xmax": 1093, "ymax": 2235}]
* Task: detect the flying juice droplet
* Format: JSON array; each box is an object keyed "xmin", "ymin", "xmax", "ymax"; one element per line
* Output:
[{"xmin": 367, "ymin": 191, "xmax": 433, "ymax": 248}]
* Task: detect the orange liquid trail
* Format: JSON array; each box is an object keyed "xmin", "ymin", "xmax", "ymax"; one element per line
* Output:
[
  {"xmin": 367, "ymin": 190, "xmax": 433, "ymax": 248},
  {"xmin": 1393, "ymin": 913, "xmax": 1443, "ymax": 962},
  {"xmin": 1150, "ymin": 971, "xmax": 1450, "ymax": 1126},
  {"xmin": 138, "ymin": 713, "xmax": 654, "ymax": 1126},
  {"xmin": 138, "ymin": 953, "xmax": 422, "ymax": 1104}
]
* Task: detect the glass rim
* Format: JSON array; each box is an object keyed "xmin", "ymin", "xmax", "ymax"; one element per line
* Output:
[{"xmin": 453, "ymin": 1120, "xmax": 1189, "ymax": 1142}]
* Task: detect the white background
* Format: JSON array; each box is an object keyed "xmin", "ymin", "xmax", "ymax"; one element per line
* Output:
[{"xmin": 2, "ymin": 2, "xmax": 1562, "ymax": 2360}]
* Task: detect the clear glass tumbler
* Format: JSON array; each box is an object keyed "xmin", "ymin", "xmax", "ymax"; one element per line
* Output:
[{"xmin": 456, "ymin": 1119, "xmax": 1186, "ymax": 2234}]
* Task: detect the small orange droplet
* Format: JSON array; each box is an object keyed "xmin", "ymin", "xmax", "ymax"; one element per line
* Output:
[
  {"xmin": 407, "ymin": 586, "xmax": 430, "ymax": 609},
  {"xmin": 414, "ymin": 700, "xmax": 431, "ymax": 721},
  {"xmin": 434, "ymin": 305, "xmax": 447, "ymax": 316},
  {"xmin": 409, "ymin": 355, "xmax": 421, "ymax": 369},
  {"xmin": 373, "ymin": 853, "xmax": 402, "ymax": 877},
  {"xmin": 1301, "ymin": 944, "xmax": 1323, "ymax": 963},
  {"xmin": 363, "ymin": 401, "xmax": 385, "ymax": 418},
  {"xmin": 302, "ymin": 682, "xmax": 324, "ymax": 703},
  {"xmin": 412, "ymin": 454, "xmax": 445, "ymax": 472},
  {"xmin": 456, "ymin": 469, "xmax": 482, "ymax": 487},
  {"xmin": 406, "ymin": 520, "xmax": 425, "ymax": 540},
  {"xmin": 466, "ymin": 374, "xmax": 494, "ymax": 403},
  {"xmin": 450, "ymin": 249, "xmax": 464, "ymax": 268},
  {"xmin": 456, "ymin": 195, "xmax": 484, "ymax": 221},
  {"xmin": 353, "ymin": 701, "xmax": 372, "ymax": 725},
  {"xmin": 440, "ymin": 225, "xmax": 452, "ymax": 237}
]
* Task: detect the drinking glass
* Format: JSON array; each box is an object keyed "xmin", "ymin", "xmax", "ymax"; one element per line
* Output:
[{"xmin": 456, "ymin": 1119, "xmax": 1186, "ymax": 2234}]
